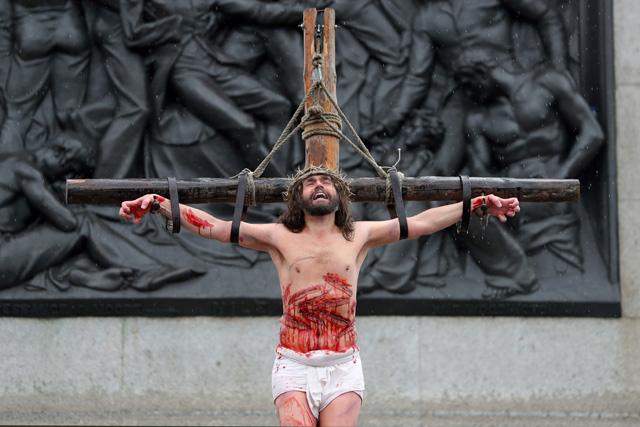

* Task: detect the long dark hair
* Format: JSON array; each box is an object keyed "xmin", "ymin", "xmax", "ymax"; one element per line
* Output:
[{"xmin": 279, "ymin": 177, "xmax": 356, "ymax": 241}]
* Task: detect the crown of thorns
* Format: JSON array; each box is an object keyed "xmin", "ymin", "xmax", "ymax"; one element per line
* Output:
[{"xmin": 283, "ymin": 166, "xmax": 353, "ymax": 202}]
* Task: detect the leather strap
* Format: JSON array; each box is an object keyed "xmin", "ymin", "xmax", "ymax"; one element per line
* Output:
[
  {"xmin": 168, "ymin": 177, "xmax": 181, "ymax": 234},
  {"xmin": 457, "ymin": 175, "xmax": 471, "ymax": 235},
  {"xmin": 230, "ymin": 174, "xmax": 248, "ymax": 244},
  {"xmin": 387, "ymin": 170, "xmax": 409, "ymax": 240}
]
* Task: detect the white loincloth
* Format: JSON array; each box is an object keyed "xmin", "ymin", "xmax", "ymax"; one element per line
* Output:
[{"xmin": 271, "ymin": 345, "xmax": 365, "ymax": 419}]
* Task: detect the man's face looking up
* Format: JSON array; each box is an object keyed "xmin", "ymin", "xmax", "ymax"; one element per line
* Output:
[{"xmin": 301, "ymin": 174, "xmax": 339, "ymax": 216}]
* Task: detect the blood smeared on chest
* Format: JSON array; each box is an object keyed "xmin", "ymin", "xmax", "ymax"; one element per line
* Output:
[{"xmin": 279, "ymin": 273, "xmax": 357, "ymax": 353}]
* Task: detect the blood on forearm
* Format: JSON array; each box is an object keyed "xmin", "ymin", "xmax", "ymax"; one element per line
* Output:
[{"xmin": 182, "ymin": 207, "xmax": 215, "ymax": 236}]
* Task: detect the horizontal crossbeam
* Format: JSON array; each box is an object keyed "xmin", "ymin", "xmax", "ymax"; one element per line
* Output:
[{"xmin": 66, "ymin": 177, "xmax": 579, "ymax": 206}]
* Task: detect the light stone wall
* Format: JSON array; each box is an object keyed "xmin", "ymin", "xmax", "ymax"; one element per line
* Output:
[{"xmin": 1, "ymin": 1, "xmax": 640, "ymax": 425}]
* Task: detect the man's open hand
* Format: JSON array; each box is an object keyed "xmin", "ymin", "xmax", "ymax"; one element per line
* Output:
[
  {"xmin": 119, "ymin": 194, "xmax": 156, "ymax": 224},
  {"xmin": 484, "ymin": 194, "xmax": 520, "ymax": 222}
]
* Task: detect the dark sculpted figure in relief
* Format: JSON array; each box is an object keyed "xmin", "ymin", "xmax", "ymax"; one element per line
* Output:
[
  {"xmin": 366, "ymin": 0, "xmax": 569, "ymax": 173},
  {"xmin": 0, "ymin": 0, "xmax": 10, "ymax": 124},
  {"xmin": 0, "ymin": 0, "xmax": 91, "ymax": 154},
  {"xmin": 0, "ymin": 0, "xmax": 612, "ymax": 303},
  {"xmin": 0, "ymin": 133, "xmax": 204, "ymax": 291},
  {"xmin": 359, "ymin": 0, "xmax": 584, "ymax": 297},
  {"xmin": 453, "ymin": 47, "xmax": 604, "ymax": 298},
  {"xmin": 119, "ymin": 0, "xmax": 310, "ymax": 177},
  {"xmin": 86, "ymin": 0, "xmax": 151, "ymax": 178}
]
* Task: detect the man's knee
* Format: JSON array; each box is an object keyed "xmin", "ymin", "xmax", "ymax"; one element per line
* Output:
[{"xmin": 319, "ymin": 392, "xmax": 362, "ymax": 427}]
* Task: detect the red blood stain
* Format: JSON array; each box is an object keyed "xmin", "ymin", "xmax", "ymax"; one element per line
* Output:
[
  {"xmin": 279, "ymin": 273, "xmax": 357, "ymax": 353},
  {"xmin": 278, "ymin": 395, "xmax": 315, "ymax": 426},
  {"xmin": 472, "ymin": 199, "xmax": 483, "ymax": 210},
  {"xmin": 183, "ymin": 208, "xmax": 214, "ymax": 235},
  {"xmin": 131, "ymin": 205, "xmax": 148, "ymax": 220},
  {"xmin": 134, "ymin": 196, "xmax": 166, "ymax": 220}
]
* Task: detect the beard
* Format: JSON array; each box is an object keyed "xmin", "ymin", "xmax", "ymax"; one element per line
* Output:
[{"xmin": 302, "ymin": 196, "xmax": 339, "ymax": 216}]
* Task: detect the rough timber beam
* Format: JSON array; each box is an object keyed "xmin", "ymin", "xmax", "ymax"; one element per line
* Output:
[
  {"xmin": 66, "ymin": 177, "xmax": 580, "ymax": 206},
  {"xmin": 303, "ymin": 8, "xmax": 339, "ymax": 170},
  {"xmin": 65, "ymin": 8, "xmax": 581, "ymax": 209}
]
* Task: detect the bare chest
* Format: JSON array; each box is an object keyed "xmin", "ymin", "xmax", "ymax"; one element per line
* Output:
[
  {"xmin": 286, "ymin": 239, "xmax": 356, "ymax": 274},
  {"xmin": 274, "ymin": 234, "xmax": 362, "ymax": 288}
]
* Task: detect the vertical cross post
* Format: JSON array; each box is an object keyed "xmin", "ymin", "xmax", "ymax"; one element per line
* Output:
[{"xmin": 303, "ymin": 8, "xmax": 338, "ymax": 171}]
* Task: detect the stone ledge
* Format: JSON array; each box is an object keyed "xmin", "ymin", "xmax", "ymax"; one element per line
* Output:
[{"xmin": 2, "ymin": 407, "xmax": 639, "ymax": 427}]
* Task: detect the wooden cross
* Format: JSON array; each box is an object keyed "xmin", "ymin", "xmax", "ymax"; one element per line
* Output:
[{"xmin": 66, "ymin": 9, "xmax": 579, "ymax": 208}]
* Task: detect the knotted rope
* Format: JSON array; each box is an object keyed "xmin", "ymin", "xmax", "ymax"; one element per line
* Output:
[{"xmin": 233, "ymin": 52, "xmax": 400, "ymax": 206}]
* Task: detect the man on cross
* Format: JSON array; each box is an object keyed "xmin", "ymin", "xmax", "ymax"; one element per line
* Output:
[{"xmin": 119, "ymin": 166, "xmax": 520, "ymax": 426}]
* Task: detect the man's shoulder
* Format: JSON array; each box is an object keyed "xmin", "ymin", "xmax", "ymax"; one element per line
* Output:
[
  {"xmin": 353, "ymin": 219, "xmax": 392, "ymax": 239},
  {"xmin": 269, "ymin": 222, "xmax": 290, "ymax": 233},
  {"xmin": 262, "ymin": 222, "xmax": 299, "ymax": 243}
]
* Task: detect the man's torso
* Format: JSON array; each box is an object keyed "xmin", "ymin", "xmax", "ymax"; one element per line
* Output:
[{"xmin": 269, "ymin": 223, "xmax": 370, "ymax": 353}]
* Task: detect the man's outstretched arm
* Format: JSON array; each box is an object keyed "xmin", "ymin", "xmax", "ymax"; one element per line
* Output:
[
  {"xmin": 364, "ymin": 195, "xmax": 520, "ymax": 248},
  {"xmin": 119, "ymin": 194, "xmax": 275, "ymax": 251},
  {"xmin": 407, "ymin": 195, "xmax": 519, "ymax": 238}
]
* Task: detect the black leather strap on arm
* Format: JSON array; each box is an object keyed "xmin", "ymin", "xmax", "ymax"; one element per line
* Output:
[
  {"xmin": 230, "ymin": 174, "xmax": 248, "ymax": 244},
  {"xmin": 387, "ymin": 170, "xmax": 409, "ymax": 240},
  {"xmin": 457, "ymin": 175, "xmax": 471, "ymax": 235},
  {"xmin": 168, "ymin": 177, "xmax": 181, "ymax": 234}
]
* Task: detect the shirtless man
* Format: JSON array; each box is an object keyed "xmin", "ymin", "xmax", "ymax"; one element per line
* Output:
[{"xmin": 119, "ymin": 166, "xmax": 520, "ymax": 426}]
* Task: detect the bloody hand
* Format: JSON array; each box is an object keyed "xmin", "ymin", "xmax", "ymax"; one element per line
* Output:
[
  {"xmin": 119, "ymin": 194, "xmax": 157, "ymax": 224},
  {"xmin": 485, "ymin": 194, "xmax": 520, "ymax": 222}
]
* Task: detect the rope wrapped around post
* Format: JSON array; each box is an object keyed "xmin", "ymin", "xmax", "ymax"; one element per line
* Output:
[{"xmin": 227, "ymin": 52, "xmax": 413, "ymax": 242}]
